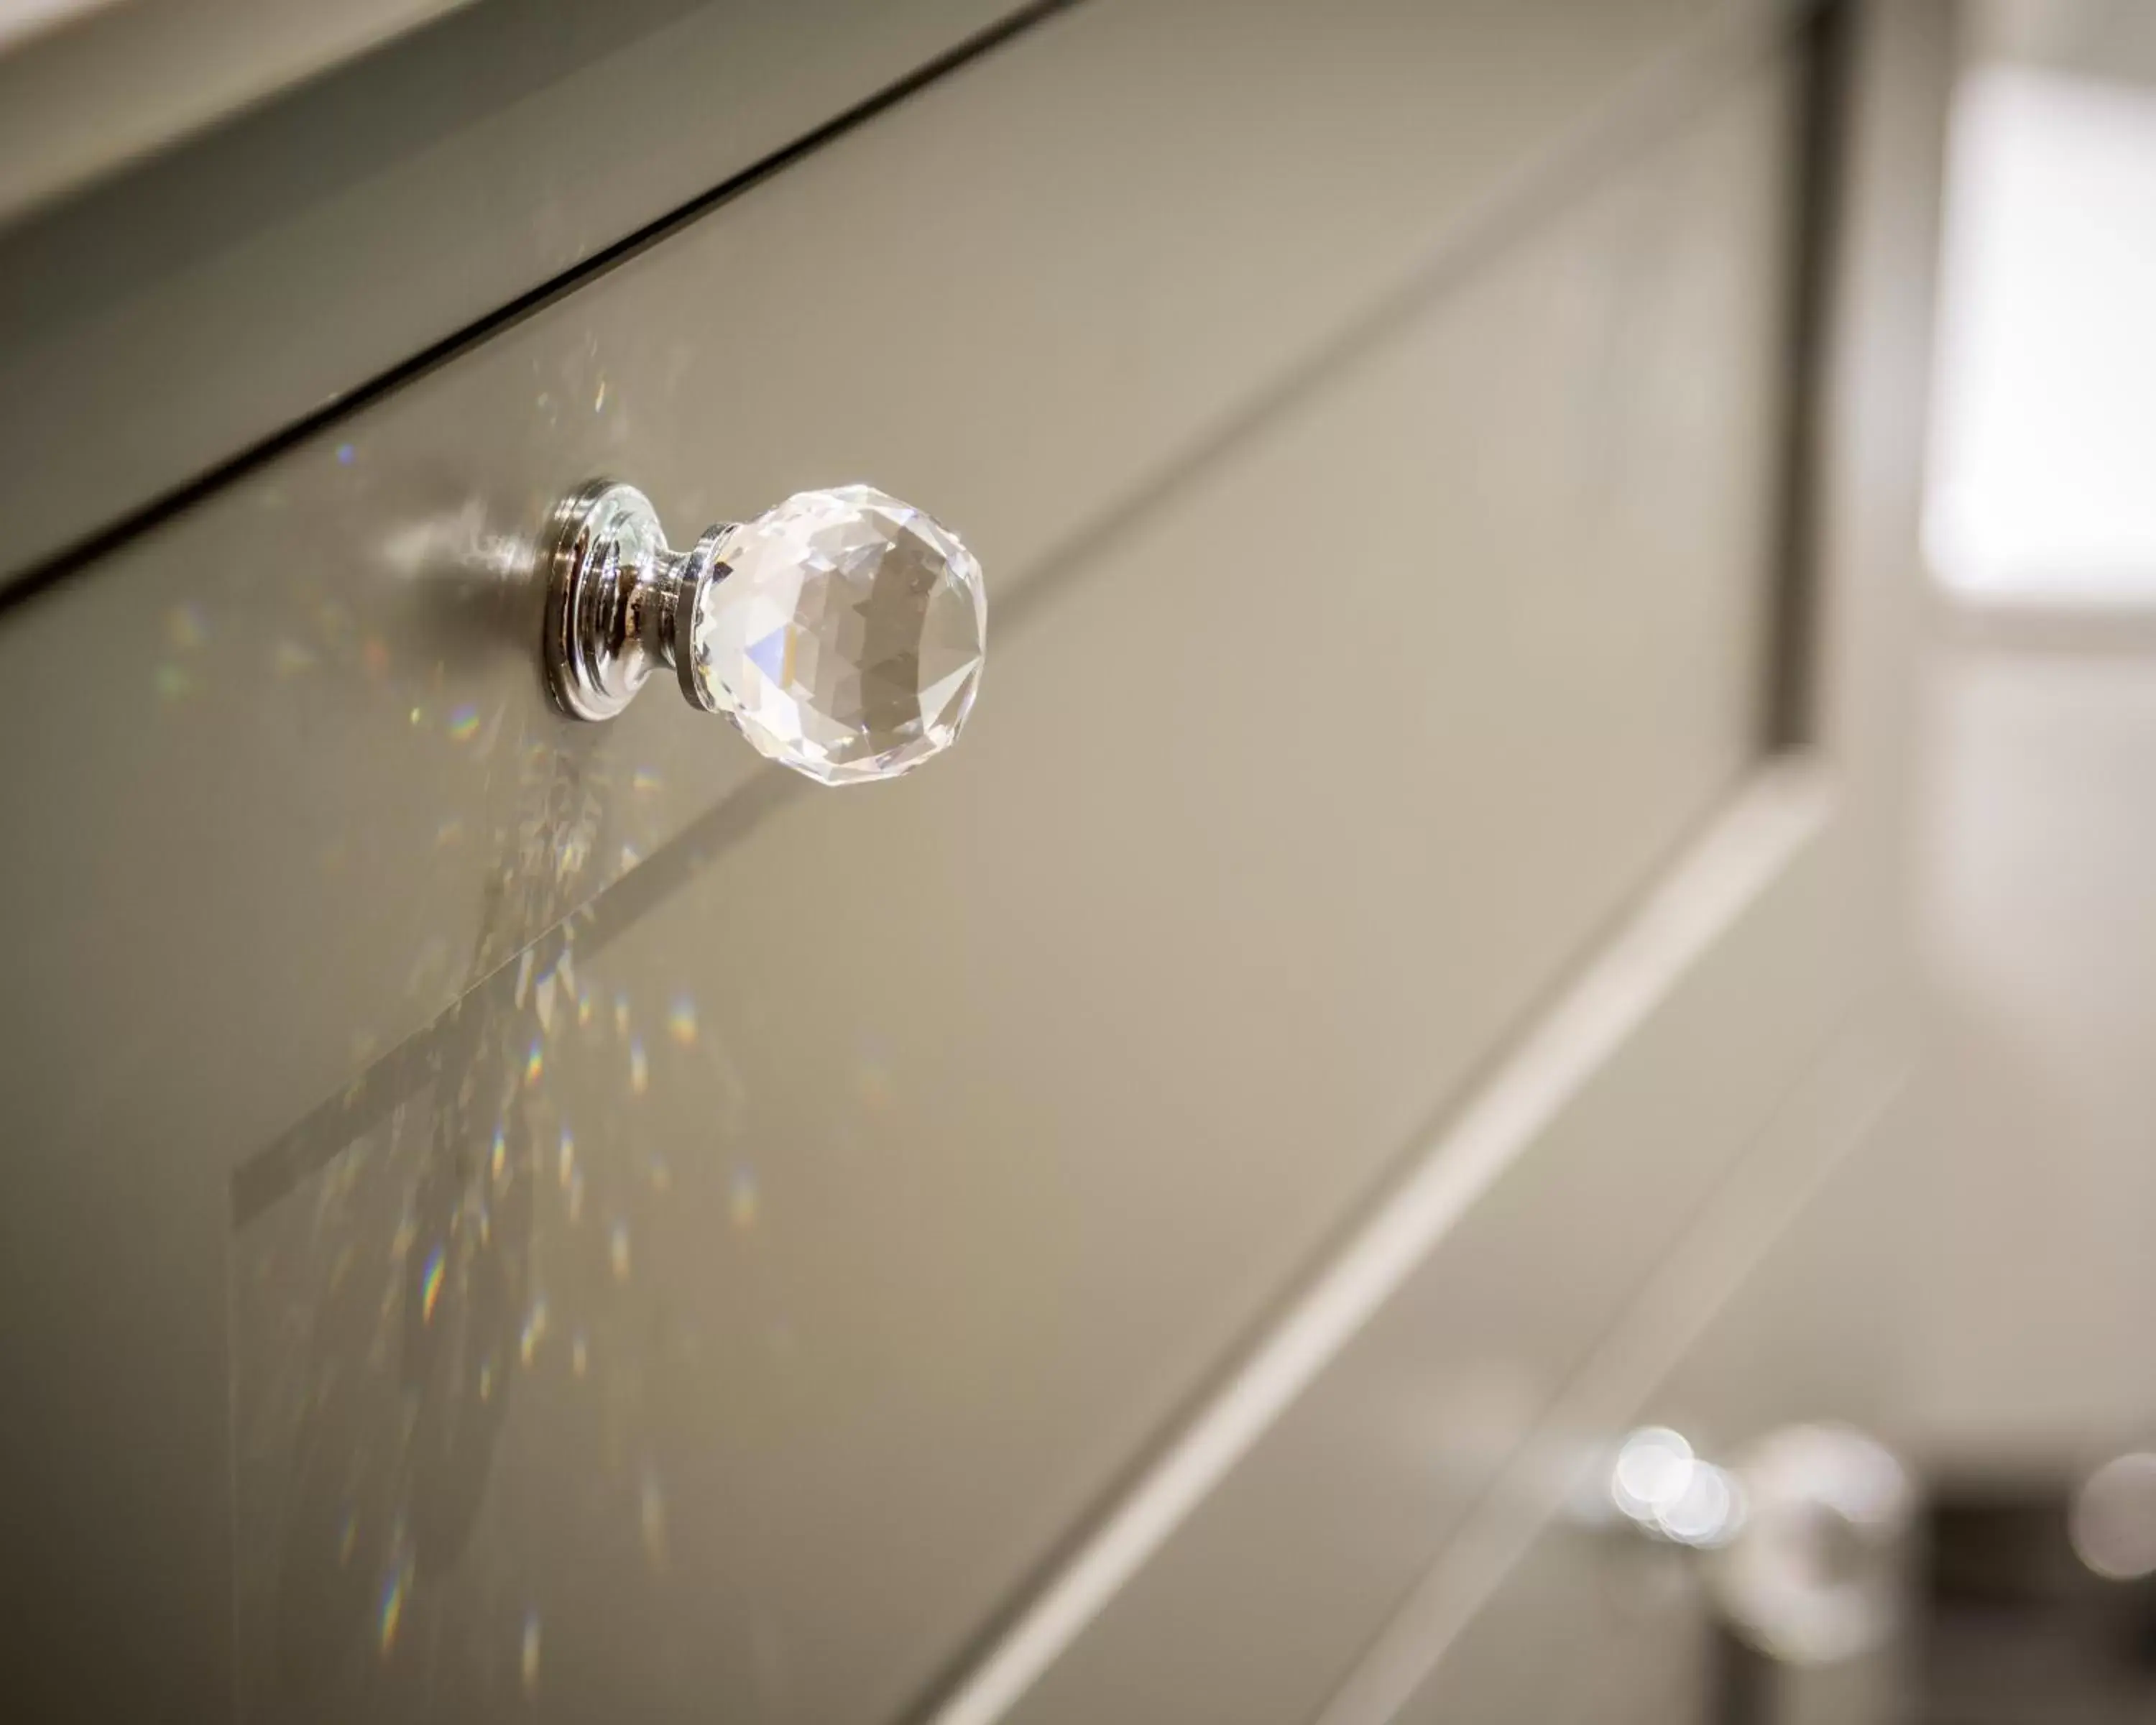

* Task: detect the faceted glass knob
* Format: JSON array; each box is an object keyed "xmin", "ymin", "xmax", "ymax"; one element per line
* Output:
[
  {"xmin": 683, "ymin": 487, "xmax": 985, "ymax": 785},
  {"xmin": 1606, "ymin": 1422, "xmax": 1914, "ymax": 1666},
  {"xmin": 543, "ymin": 479, "xmax": 985, "ymax": 786}
]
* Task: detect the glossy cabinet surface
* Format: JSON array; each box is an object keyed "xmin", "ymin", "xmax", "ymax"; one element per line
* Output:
[
  {"xmin": 1368, "ymin": 1057, "xmax": 1918, "ymax": 1725},
  {"xmin": 936, "ymin": 1, "xmax": 1951, "ymax": 1717},
  {"xmin": 982, "ymin": 60, "xmax": 1797, "ymax": 1725},
  {"xmin": 0, "ymin": 0, "xmax": 1038, "ymax": 583},
  {"xmin": 0, "ymin": 1, "xmax": 1874, "ymax": 1721},
  {"xmin": 217, "ymin": 91, "xmax": 1781, "ymax": 1725}
]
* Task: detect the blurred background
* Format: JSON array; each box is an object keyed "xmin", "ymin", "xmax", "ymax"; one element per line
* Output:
[{"xmin": 1902, "ymin": 1, "xmax": 2156, "ymax": 1716}]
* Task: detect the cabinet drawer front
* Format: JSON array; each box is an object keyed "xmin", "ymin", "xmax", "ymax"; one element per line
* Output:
[
  {"xmin": 0, "ymin": 0, "xmax": 1038, "ymax": 584},
  {"xmin": 0, "ymin": 1, "xmax": 1785, "ymax": 1718},
  {"xmin": 0, "ymin": 0, "xmax": 1742, "ymax": 1179},
  {"xmin": 1358, "ymin": 1052, "xmax": 1914, "ymax": 1725}
]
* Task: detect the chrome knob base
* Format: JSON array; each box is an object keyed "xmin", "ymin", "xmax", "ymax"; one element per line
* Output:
[{"xmin": 543, "ymin": 480, "xmax": 688, "ymax": 723}]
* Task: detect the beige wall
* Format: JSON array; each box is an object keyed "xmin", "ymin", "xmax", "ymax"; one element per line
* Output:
[{"xmin": 1904, "ymin": 630, "xmax": 2156, "ymax": 1469}]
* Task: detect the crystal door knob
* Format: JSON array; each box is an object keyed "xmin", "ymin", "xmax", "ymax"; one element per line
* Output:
[
  {"xmin": 544, "ymin": 479, "xmax": 985, "ymax": 786},
  {"xmin": 1608, "ymin": 1422, "xmax": 1915, "ymax": 1665}
]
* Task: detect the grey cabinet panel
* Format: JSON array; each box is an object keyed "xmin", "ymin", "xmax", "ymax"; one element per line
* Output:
[
  {"xmin": 226, "ymin": 100, "xmax": 1784, "ymax": 1707},
  {"xmin": 0, "ymin": 0, "xmax": 469, "ymax": 224},
  {"xmin": 0, "ymin": 0, "xmax": 1038, "ymax": 584},
  {"xmin": 967, "ymin": 65, "xmax": 1798, "ymax": 1725},
  {"xmin": 1371, "ymin": 1056, "xmax": 1919, "ymax": 1725},
  {"xmin": 0, "ymin": 0, "xmax": 1782, "ymax": 1716},
  {"xmin": 923, "ymin": 0, "xmax": 1958, "ymax": 1708},
  {"xmin": 985, "ymin": 774, "xmax": 1880, "ymax": 1725},
  {"xmin": 0, "ymin": 0, "xmax": 1742, "ymax": 1230}
]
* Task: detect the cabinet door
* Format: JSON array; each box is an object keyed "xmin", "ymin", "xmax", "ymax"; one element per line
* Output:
[
  {"xmin": 926, "ymin": 6, "xmax": 1950, "ymax": 1723},
  {"xmin": 0, "ymin": 2, "xmax": 1943, "ymax": 1723}
]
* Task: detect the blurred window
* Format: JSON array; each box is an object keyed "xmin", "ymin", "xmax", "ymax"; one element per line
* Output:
[{"xmin": 1927, "ymin": 55, "xmax": 2156, "ymax": 608}]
